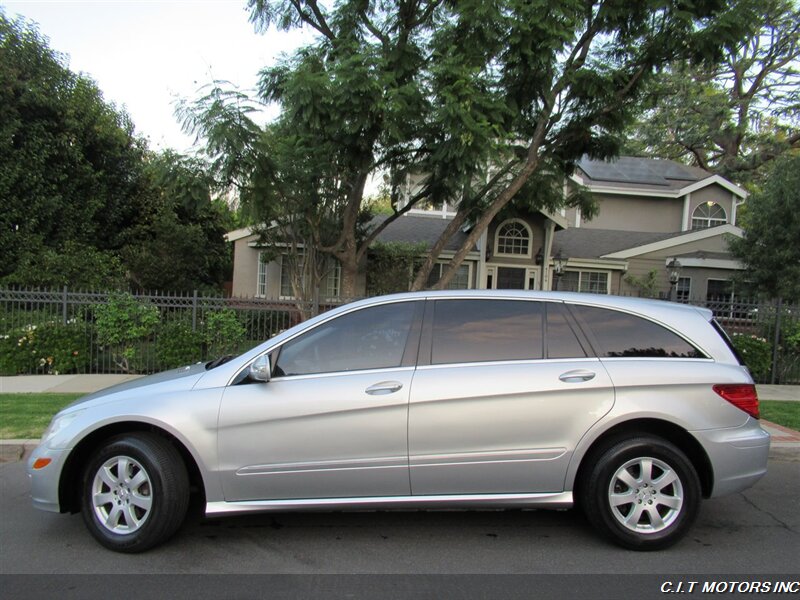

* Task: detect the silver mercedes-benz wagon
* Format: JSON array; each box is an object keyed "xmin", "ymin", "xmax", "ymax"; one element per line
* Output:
[{"xmin": 28, "ymin": 291, "xmax": 769, "ymax": 552}]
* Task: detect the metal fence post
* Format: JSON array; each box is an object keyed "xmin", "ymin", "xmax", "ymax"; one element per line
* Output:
[
  {"xmin": 192, "ymin": 290, "xmax": 198, "ymax": 332},
  {"xmin": 62, "ymin": 285, "xmax": 68, "ymax": 325},
  {"xmin": 771, "ymin": 297, "xmax": 782, "ymax": 384}
]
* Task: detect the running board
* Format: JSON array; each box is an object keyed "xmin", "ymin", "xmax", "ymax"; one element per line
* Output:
[{"xmin": 205, "ymin": 492, "xmax": 573, "ymax": 516}]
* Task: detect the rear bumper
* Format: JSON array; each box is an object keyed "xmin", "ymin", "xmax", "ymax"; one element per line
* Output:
[{"xmin": 693, "ymin": 418, "xmax": 770, "ymax": 498}]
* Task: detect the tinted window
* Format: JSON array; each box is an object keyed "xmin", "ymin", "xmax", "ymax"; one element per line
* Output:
[
  {"xmin": 275, "ymin": 302, "xmax": 417, "ymax": 376},
  {"xmin": 431, "ymin": 300, "xmax": 543, "ymax": 364},
  {"xmin": 571, "ymin": 305, "xmax": 704, "ymax": 358},
  {"xmin": 546, "ymin": 303, "xmax": 587, "ymax": 359}
]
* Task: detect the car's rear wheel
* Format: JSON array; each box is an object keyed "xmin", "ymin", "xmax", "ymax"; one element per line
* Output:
[
  {"xmin": 81, "ymin": 433, "xmax": 189, "ymax": 553},
  {"xmin": 582, "ymin": 436, "xmax": 700, "ymax": 550}
]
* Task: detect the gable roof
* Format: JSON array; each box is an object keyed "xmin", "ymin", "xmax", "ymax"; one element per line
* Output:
[
  {"xmin": 372, "ymin": 213, "xmax": 474, "ymax": 252},
  {"xmin": 601, "ymin": 223, "xmax": 743, "ymax": 259},
  {"xmin": 573, "ymin": 156, "xmax": 747, "ymax": 199},
  {"xmin": 552, "ymin": 228, "xmax": 686, "ymax": 259}
]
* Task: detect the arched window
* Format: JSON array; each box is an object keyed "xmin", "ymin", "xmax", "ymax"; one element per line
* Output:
[
  {"xmin": 691, "ymin": 202, "xmax": 727, "ymax": 230},
  {"xmin": 495, "ymin": 219, "xmax": 532, "ymax": 257}
]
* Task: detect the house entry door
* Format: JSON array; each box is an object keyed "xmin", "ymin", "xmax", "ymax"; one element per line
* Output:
[{"xmin": 496, "ymin": 267, "xmax": 526, "ymax": 289}]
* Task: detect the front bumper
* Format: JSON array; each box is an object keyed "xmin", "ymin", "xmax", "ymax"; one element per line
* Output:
[
  {"xmin": 693, "ymin": 418, "xmax": 770, "ymax": 498},
  {"xmin": 27, "ymin": 443, "xmax": 71, "ymax": 513}
]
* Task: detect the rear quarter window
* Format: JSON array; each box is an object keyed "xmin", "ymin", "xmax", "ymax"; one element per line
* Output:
[{"xmin": 569, "ymin": 305, "xmax": 706, "ymax": 359}]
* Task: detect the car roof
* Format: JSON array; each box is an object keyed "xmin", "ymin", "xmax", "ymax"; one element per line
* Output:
[{"xmin": 347, "ymin": 289, "xmax": 713, "ymax": 321}]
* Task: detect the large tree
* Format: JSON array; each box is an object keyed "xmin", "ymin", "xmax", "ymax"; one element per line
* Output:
[
  {"xmin": 624, "ymin": 0, "xmax": 800, "ymax": 183},
  {"xmin": 186, "ymin": 0, "xmax": 750, "ymax": 296},
  {"xmin": 0, "ymin": 12, "xmax": 150, "ymax": 283},
  {"xmin": 728, "ymin": 153, "xmax": 800, "ymax": 300},
  {"xmin": 406, "ymin": 0, "xmax": 751, "ymax": 289},
  {"xmin": 121, "ymin": 151, "xmax": 235, "ymax": 293},
  {"xmin": 0, "ymin": 13, "xmax": 233, "ymax": 292}
]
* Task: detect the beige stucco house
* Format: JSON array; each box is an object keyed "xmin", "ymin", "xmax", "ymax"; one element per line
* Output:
[{"xmin": 226, "ymin": 156, "xmax": 748, "ymax": 303}]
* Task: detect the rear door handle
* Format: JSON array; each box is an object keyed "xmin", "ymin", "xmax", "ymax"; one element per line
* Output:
[
  {"xmin": 559, "ymin": 370, "xmax": 596, "ymax": 383},
  {"xmin": 365, "ymin": 381, "xmax": 403, "ymax": 395}
]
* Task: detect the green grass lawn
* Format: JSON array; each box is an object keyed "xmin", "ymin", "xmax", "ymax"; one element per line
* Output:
[
  {"xmin": 760, "ymin": 400, "xmax": 800, "ymax": 431},
  {"xmin": 0, "ymin": 393, "xmax": 798, "ymax": 440},
  {"xmin": 0, "ymin": 393, "xmax": 82, "ymax": 439}
]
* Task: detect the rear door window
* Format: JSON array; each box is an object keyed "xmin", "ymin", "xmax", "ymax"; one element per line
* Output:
[
  {"xmin": 569, "ymin": 305, "xmax": 705, "ymax": 358},
  {"xmin": 545, "ymin": 303, "xmax": 588, "ymax": 359},
  {"xmin": 431, "ymin": 299, "xmax": 543, "ymax": 364}
]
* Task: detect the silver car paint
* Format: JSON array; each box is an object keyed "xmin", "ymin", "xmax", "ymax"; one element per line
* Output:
[
  {"xmin": 408, "ymin": 357, "xmax": 614, "ymax": 494},
  {"xmin": 28, "ymin": 290, "xmax": 769, "ymax": 517}
]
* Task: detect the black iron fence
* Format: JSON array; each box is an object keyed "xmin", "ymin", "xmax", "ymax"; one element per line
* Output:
[
  {"xmin": 1, "ymin": 287, "xmax": 798, "ymax": 383},
  {"xmin": 0, "ymin": 287, "xmax": 346, "ymax": 375},
  {"xmin": 689, "ymin": 298, "xmax": 800, "ymax": 384}
]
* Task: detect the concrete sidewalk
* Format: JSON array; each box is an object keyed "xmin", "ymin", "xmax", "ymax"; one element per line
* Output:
[{"xmin": 0, "ymin": 374, "xmax": 142, "ymax": 394}]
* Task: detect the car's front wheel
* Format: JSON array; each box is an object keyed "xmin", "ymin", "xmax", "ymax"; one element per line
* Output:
[
  {"xmin": 582, "ymin": 436, "xmax": 700, "ymax": 550},
  {"xmin": 81, "ymin": 433, "xmax": 189, "ymax": 553}
]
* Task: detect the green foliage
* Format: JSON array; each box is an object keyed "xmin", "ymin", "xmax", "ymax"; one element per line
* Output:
[
  {"xmin": 731, "ymin": 332, "xmax": 773, "ymax": 381},
  {"xmin": 155, "ymin": 317, "xmax": 205, "ymax": 370},
  {"xmin": 0, "ymin": 14, "xmax": 232, "ymax": 293},
  {"xmin": 205, "ymin": 309, "xmax": 246, "ymax": 357},
  {"xmin": 367, "ymin": 242, "xmax": 427, "ymax": 296},
  {"xmin": 94, "ymin": 293, "xmax": 160, "ymax": 373},
  {"xmin": 624, "ymin": 270, "xmax": 661, "ymax": 299},
  {"xmin": 155, "ymin": 309, "xmax": 246, "ymax": 368},
  {"xmin": 216, "ymin": 0, "xmax": 751, "ymax": 294},
  {"xmin": 2, "ymin": 241, "xmax": 126, "ymax": 290},
  {"xmin": 625, "ymin": 0, "xmax": 799, "ymax": 183},
  {"xmin": 728, "ymin": 154, "xmax": 800, "ymax": 299},
  {"xmin": 0, "ymin": 320, "xmax": 90, "ymax": 375},
  {"xmin": 0, "ymin": 12, "xmax": 150, "ymax": 281}
]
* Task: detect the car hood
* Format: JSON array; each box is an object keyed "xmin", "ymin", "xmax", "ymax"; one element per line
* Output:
[{"xmin": 63, "ymin": 362, "xmax": 209, "ymax": 413}]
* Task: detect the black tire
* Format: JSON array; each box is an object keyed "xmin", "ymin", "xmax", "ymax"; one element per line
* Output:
[
  {"xmin": 581, "ymin": 436, "xmax": 700, "ymax": 551},
  {"xmin": 81, "ymin": 433, "xmax": 189, "ymax": 553}
]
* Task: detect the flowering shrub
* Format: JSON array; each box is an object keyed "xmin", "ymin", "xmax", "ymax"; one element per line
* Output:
[
  {"xmin": 155, "ymin": 317, "xmax": 205, "ymax": 369},
  {"xmin": 0, "ymin": 320, "xmax": 90, "ymax": 375},
  {"xmin": 205, "ymin": 309, "xmax": 246, "ymax": 358},
  {"xmin": 94, "ymin": 293, "xmax": 159, "ymax": 373},
  {"xmin": 154, "ymin": 310, "xmax": 247, "ymax": 369},
  {"xmin": 731, "ymin": 333, "xmax": 772, "ymax": 381}
]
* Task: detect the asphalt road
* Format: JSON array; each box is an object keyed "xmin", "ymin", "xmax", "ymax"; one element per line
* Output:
[{"xmin": 1, "ymin": 453, "xmax": 798, "ymax": 577}]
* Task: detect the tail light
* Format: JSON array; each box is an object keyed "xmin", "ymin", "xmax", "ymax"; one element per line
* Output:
[{"xmin": 713, "ymin": 384, "xmax": 759, "ymax": 419}]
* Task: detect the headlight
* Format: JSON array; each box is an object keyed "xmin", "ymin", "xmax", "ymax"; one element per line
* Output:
[{"xmin": 41, "ymin": 411, "xmax": 82, "ymax": 446}]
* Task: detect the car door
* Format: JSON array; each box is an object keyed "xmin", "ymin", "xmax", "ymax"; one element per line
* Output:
[
  {"xmin": 408, "ymin": 298, "xmax": 614, "ymax": 495},
  {"xmin": 218, "ymin": 300, "xmax": 423, "ymax": 502}
]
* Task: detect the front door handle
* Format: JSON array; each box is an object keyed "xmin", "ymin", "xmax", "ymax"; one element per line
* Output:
[
  {"xmin": 559, "ymin": 370, "xmax": 596, "ymax": 383},
  {"xmin": 365, "ymin": 381, "xmax": 403, "ymax": 395}
]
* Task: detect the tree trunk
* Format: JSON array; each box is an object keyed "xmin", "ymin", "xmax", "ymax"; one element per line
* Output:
[{"xmin": 409, "ymin": 209, "xmax": 470, "ymax": 291}]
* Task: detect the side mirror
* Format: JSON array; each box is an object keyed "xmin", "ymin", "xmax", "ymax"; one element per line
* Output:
[{"xmin": 248, "ymin": 354, "xmax": 271, "ymax": 383}]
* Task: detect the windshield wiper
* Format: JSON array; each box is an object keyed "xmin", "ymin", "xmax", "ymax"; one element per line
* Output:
[{"xmin": 205, "ymin": 355, "xmax": 235, "ymax": 370}]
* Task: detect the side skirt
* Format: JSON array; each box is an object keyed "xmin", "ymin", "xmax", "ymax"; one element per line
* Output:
[{"xmin": 205, "ymin": 492, "xmax": 573, "ymax": 516}]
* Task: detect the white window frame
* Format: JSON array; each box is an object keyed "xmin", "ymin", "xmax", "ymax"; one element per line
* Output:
[
  {"xmin": 676, "ymin": 276, "xmax": 691, "ymax": 302},
  {"xmin": 560, "ymin": 269, "xmax": 611, "ymax": 294},
  {"xmin": 691, "ymin": 202, "xmax": 727, "ymax": 230},
  {"xmin": 278, "ymin": 253, "xmax": 342, "ymax": 301},
  {"xmin": 256, "ymin": 251, "xmax": 269, "ymax": 298},
  {"xmin": 428, "ymin": 261, "xmax": 473, "ymax": 290},
  {"xmin": 494, "ymin": 219, "xmax": 533, "ymax": 258}
]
